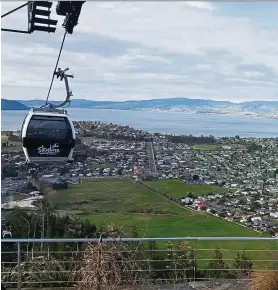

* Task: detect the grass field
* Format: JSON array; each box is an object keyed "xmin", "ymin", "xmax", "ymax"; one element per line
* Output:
[
  {"xmin": 1, "ymin": 135, "xmax": 22, "ymax": 153},
  {"xmin": 1, "ymin": 135, "xmax": 8, "ymax": 141},
  {"xmin": 51, "ymin": 178, "xmax": 187, "ymax": 216},
  {"xmin": 49, "ymin": 178, "xmax": 277, "ymax": 264},
  {"xmin": 192, "ymin": 144, "xmax": 219, "ymax": 150},
  {"xmin": 192, "ymin": 144, "xmax": 246, "ymax": 151},
  {"xmin": 144, "ymin": 179, "xmax": 229, "ymax": 198}
]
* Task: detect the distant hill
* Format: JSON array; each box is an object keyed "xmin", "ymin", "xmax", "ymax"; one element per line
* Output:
[
  {"xmin": 1, "ymin": 99, "xmax": 29, "ymax": 110},
  {"xmin": 7, "ymin": 97, "xmax": 278, "ymax": 118},
  {"xmin": 16, "ymin": 97, "xmax": 233, "ymax": 109},
  {"xmin": 89, "ymin": 98, "xmax": 233, "ymax": 110},
  {"xmin": 16, "ymin": 98, "xmax": 118, "ymax": 108}
]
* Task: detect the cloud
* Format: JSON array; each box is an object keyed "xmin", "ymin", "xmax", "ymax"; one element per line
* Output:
[
  {"xmin": 2, "ymin": 1, "xmax": 278, "ymax": 102},
  {"xmin": 243, "ymin": 71, "xmax": 265, "ymax": 78},
  {"xmin": 184, "ymin": 2, "xmax": 216, "ymax": 11}
]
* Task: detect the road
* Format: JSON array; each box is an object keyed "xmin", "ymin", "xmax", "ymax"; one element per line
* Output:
[{"xmin": 146, "ymin": 142, "xmax": 157, "ymax": 174}]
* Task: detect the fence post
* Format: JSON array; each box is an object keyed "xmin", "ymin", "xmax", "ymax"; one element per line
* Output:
[
  {"xmin": 17, "ymin": 242, "xmax": 22, "ymax": 290},
  {"xmin": 193, "ymin": 240, "xmax": 197, "ymax": 282}
]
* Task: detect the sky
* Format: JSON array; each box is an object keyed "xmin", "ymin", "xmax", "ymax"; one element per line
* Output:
[{"xmin": 2, "ymin": 1, "xmax": 278, "ymax": 103}]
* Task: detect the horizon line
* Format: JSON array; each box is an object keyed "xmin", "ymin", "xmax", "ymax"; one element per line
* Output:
[{"xmin": 3, "ymin": 97, "xmax": 278, "ymax": 104}]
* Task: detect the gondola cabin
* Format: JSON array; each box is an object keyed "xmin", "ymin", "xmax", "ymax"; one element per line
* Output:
[{"xmin": 21, "ymin": 108, "xmax": 75, "ymax": 162}]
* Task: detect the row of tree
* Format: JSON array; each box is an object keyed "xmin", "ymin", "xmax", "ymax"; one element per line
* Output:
[{"xmin": 166, "ymin": 134, "xmax": 216, "ymax": 145}]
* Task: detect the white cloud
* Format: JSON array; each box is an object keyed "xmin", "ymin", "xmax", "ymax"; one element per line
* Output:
[
  {"xmin": 2, "ymin": 1, "xmax": 278, "ymax": 102},
  {"xmin": 184, "ymin": 1, "xmax": 216, "ymax": 11},
  {"xmin": 243, "ymin": 71, "xmax": 265, "ymax": 78},
  {"xmin": 75, "ymin": 2, "xmax": 278, "ymax": 71},
  {"xmin": 195, "ymin": 64, "xmax": 213, "ymax": 70}
]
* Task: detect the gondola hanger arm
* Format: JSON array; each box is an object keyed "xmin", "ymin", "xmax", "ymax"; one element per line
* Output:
[{"xmin": 49, "ymin": 67, "xmax": 74, "ymax": 109}]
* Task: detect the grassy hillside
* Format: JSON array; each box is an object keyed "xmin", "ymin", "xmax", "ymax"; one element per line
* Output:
[
  {"xmin": 50, "ymin": 178, "xmax": 188, "ymax": 216},
  {"xmin": 1, "ymin": 99, "xmax": 29, "ymax": 110},
  {"xmin": 144, "ymin": 179, "xmax": 229, "ymax": 198},
  {"xmin": 49, "ymin": 178, "xmax": 260, "ymax": 238},
  {"xmin": 49, "ymin": 178, "xmax": 277, "ymax": 264}
]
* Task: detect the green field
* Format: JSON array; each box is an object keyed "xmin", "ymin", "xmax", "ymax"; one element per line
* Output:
[
  {"xmin": 1, "ymin": 141, "xmax": 22, "ymax": 153},
  {"xmin": 49, "ymin": 178, "xmax": 277, "ymax": 264},
  {"xmin": 192, "ymin": 144, "xmax": 219, "ymax": 150},
  {"xmin": 192, "ymin": 144, "xmax": 246, "ymax": 151},
  {"xmin": 144, "ymin": 179, "xmax": 229, "ymax": 197},
  {"xmin": 51, "ymin": 178, "xmax": 187, "ymax": 216}
]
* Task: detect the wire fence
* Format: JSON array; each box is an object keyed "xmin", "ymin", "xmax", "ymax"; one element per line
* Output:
[{"xmin": 1, "ymin": 237, "xmax": 278, "ymax": 289}]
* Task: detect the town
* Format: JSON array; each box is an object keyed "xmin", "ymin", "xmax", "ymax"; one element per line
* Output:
[{"xmin": 1, "ymin": 121, "xmax": 278, "ymax": 237}]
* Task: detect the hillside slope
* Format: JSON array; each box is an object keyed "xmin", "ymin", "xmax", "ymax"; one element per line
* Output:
[{"xmin": 1, "ymin": 99, "xmax": 29, "ymax": 110}]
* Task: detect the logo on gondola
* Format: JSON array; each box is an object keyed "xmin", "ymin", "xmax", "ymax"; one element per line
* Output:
[{"xmin": 38, "ymin": 143, "xmax": 60, "ymax": 155}]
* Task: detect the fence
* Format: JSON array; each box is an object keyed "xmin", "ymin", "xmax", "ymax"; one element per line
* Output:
[{"xmin": 1, "ymin": 237, "xmax": 278, "ymax": 289}]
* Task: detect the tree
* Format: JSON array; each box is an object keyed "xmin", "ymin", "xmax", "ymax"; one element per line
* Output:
[
  {"xmin": 232, "ymin": 251, "xmax": 253, "ymax": 278},
  {"xmin": 21, "ymin": 182, "xmax": 38, "ymax": 193},
  {"xmin": 59, "ymin": 166, "xmax": 70, "ymax": 176},
  {"xmin": 146, "ymin": 240, "xmax": 168, "ymax": 280},
  {"xmin": 247, "ymin": 143, "xmax": 262, "ymax": 152},
  {"xmin": 6, "ymin": 207, "xmax": 31, "ymax": 238},
  {"xmin": 165, "ymin": 241, "xmax": 195, "ymax": 282},
  {"xmin": 175, "ymin": 242, "xmax": 195, "ymax": 281},
  {"xmin": 82, "ymin": 219, "xmax": 96, "ymax": 237},
  {"xmin": 192, "ymin": 175, "xmax": 199, "ymax": 181},
  {"xmin": 8, "ymin": 134, "xmax": 20, "ymax": 141},
  {"xmin": 99, "ymin": 168, "xmax": 104, "ymax": 176},
  {"xmin": 52, "ymin": 181, "xmax": 68, "ymax": 190},
  {"xmin": 220, "ymin": 181, "xmax": 226, "ymax": 187},
  {"xmin": 250, "ymin": 201, "xmax": 261, "ymax": 211},
  {"xmin": 2, "ymin": 166, "xmax": 18, "ymax": 178},
  {"xmin": 207, "ymin": 246, "xmax": 228, "ymax": 278},
  {"xmin": 187, "ymin": 192, "xmax": 194, "ymax": 199},
  {"xmin": 130, "ymin": 225, "xmax": 141, "ymax": 250},
  {"xmin": 117, "ymin": 168, "xmax": 124, "ymax": 175}
]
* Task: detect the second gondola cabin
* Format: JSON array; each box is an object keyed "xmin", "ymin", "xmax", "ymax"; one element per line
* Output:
[{"xmin": 21, "ymin": 108, "xmax": 75, "ymax": 162}]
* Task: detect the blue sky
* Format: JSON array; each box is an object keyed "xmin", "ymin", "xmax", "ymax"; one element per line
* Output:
[{"xmin": 2, "ymin": 1, "xmax": 278, "ymax": 103}]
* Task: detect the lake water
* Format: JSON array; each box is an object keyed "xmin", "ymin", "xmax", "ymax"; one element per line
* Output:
[{"xmin": 1, "ymin": 108, "xmax": 278, "ymax": 138}]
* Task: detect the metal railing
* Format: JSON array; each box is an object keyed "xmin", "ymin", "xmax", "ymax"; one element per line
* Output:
[{"xmin": 1, "ymin": 237, "xmax": 278, "ymax": 289}]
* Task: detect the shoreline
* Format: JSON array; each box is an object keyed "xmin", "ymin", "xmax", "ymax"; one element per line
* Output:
[
  {"xmin": 2, "ymin": 109, "xmax": 278, "ymax": 138},
  {"xmin": 2, "ymin": 107, "xmax": 278, "ymax": 120},
  {"xmin": 1, "ymin": 107, "xmax": 278, "ymax": 121}
]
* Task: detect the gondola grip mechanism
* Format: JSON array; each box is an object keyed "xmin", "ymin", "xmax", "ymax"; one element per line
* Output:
[{"xmin": 51, "ymin": 67, "xmax": 74, "ymax": 109}]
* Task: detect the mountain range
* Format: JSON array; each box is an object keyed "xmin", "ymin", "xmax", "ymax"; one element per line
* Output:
[{"xmin": 2, "ymin": 98, "xmax": 278, "ymax": 118}]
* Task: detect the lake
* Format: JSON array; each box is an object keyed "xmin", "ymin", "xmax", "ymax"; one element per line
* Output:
[{"xmin": 1, "ymin": 108, "xmax": 278, "ymax": 138}]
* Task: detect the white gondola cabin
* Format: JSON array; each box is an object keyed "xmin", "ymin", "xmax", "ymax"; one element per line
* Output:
[{"xmin": 22, "ymin": 108, "xmax": 75, "ymax": 162}]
